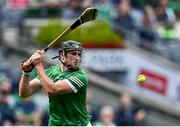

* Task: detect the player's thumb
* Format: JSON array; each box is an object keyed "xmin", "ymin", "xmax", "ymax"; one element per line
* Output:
[
  {"xmin": 40, "ymin": 50, "xmax": 45, "ymax": 55},
  {"xmin": 36, "ymin": 50, "xmax": 45, "ymax": 55}
]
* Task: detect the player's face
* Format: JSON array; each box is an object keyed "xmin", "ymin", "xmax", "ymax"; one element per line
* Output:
[{"xmin": 65, "ymin": 50, "xmax": 82, "ymax": 69}]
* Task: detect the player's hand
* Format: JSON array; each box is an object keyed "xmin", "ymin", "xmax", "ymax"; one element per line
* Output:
[
  {"xmin": 21, "ymin": 59, "xmax": 34, "ymax": 73},
  {"xmin": 30, "ymin": 50, "xmax": 44, "ymax": 66}
]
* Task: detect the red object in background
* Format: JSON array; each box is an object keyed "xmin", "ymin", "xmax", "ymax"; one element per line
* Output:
[
  {"xmin": 139, "ymin": 69, "xmax": 168, "ymax": 95},
  {"xmin": 9, "ymin": 0, "xmax": 29, "ymax": 9},
  {"xmin": 82, "ymin": 42, "xmax": 125, "ymax": 49}
]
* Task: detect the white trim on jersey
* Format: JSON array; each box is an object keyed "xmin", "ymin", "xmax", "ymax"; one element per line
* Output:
[
  {"xmin": 64, "ymin": 79, "xmax": 78, "ymax": 93},
  {"xmin": 86, "ymin": 121, "xmax": 92, "ymax": 127},
  {"xmin": 72, "ymin": 76, "xmax": 84, "ymax": 86},
  {"xmin": 69, "ymin": 78, "xmax": 81, "ymax": 87},
  {"xmin": 69, "ymin": 76, "xmax": 84, "ymax": 88}
]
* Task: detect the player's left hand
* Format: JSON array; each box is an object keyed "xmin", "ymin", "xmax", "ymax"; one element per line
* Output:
[{"xmin": 30, "ymin": 50, "xmax": 44, "ymax": 66}]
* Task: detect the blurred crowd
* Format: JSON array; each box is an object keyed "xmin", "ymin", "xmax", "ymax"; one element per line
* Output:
[
  {"xmin": 0, "ymin": 0, "xmax": 180, "ymax": 45},
  {"xmin": 0, "ymin": 0, "xmax": 180, "ymax": 126},
  {"xmin": 0, "ymin": 72, "xmax": 49, "ymax": 125},
  {"xmin": 0, "ymin": 0, "xmax": 180, "ymax": 60},
  {"xmin": 0, "ymin": 0, "xmax": 180, "ymax": 31},
  {"xmin": 87, "ymin": 89, "xmax": 147, "ymax": 126}
]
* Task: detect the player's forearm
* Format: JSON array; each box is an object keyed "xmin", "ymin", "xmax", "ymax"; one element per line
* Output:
[
  {"xmin": 35, "ymin": 64, "xmax": 57, "ymax": 93},
  {"xmin": 19, "ymin": 74, "xmax": 31, "ymax": 97}
]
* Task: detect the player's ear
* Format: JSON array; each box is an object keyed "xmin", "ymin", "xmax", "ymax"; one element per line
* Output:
[
  {"xmin": 59, "ymin": 52, "xmax": 63, "ymax": 59},
  {"xmin": 59, "ymin": 52, "xmax": 65, "ymax": 62}
]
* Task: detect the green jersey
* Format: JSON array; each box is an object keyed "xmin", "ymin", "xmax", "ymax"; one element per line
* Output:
[{"xmin": 43, "ymin": 64, "xmax": 91, "ymax": 126}]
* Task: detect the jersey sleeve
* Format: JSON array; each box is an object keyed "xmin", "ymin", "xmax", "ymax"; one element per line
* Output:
[{"xmin": 64, "ymin": 74, "xmax": 88, "ymax": 93}]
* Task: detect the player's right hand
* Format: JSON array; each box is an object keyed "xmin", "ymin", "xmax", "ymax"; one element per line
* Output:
[{"xmin": 21, "ymin": 59, "xmax": 34, "ymax": 72}]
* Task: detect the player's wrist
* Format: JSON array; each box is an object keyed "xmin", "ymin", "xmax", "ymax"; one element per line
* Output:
[
  {"xmin": 22, "ymin": 71, "xmax": 31, "ymax": 76},
  {"xmin": 35, "ymin": 63, "xmax": 43, "ymax": 69},
  {"xmin": 21, "ymin": 59, "xmax": 34, "ymax": 73}
]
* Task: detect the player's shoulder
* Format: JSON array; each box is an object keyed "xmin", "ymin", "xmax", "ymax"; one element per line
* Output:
[
  {"xmin": 75, "ymin": 67, "xmax": 87, "ymax": 75},
  {"xmin": 48, "ymin": 64, "xmax": 60, "ymax": 69},
  {"xmin": 70, "ymin": 68, "xmax": 88, "ymax": 85},
  {"xmin": 72, "ymin": 68, "xmax": 88, "ymax": 80},
  {"xmin": 46, "ymin": 64, "xmax": 60, "ymax": 71}
]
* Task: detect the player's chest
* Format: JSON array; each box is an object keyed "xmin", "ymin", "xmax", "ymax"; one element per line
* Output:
[{"xmin": 50, "ymin": 72, "xmax": 72, "ymax": 82}]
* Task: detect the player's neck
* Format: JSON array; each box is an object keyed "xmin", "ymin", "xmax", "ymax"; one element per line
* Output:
[{"xmin": 60, "ymin": 64, "xmax": 68, "ymax": 72}]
